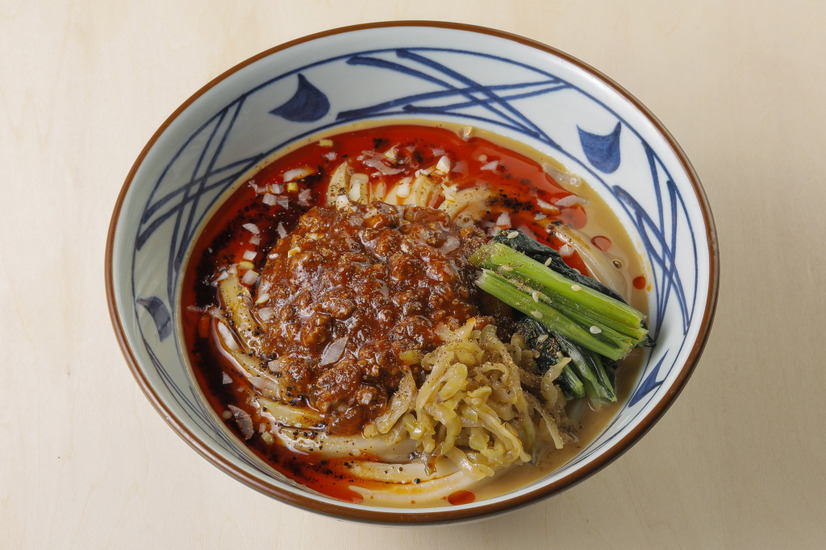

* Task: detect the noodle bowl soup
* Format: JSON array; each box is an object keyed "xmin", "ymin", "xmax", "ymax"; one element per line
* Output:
[
  {"xmin": 107, "ymin": 22, "xmax": 717, "ymax": 523},
  {"xmin": 180, "ymin": 122, "xmax": 649, "ymax": 507}
]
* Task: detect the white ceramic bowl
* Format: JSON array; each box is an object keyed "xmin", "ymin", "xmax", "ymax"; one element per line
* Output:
[{"xmin": 106, "ymin": 21, "xmax": 718, "ymax": 523}]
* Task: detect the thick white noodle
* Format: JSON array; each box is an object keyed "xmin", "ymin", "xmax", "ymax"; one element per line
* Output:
[{"xmin": 348, "ymin": 469, "xmax": 481, "ymax": 506}]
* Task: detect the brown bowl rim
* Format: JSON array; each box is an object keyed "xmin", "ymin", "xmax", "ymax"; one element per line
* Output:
[{"xmin": 105, "ymin": 20, "xmax": 719, "ymax": 525}]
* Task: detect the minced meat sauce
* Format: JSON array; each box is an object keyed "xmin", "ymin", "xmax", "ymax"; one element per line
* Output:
[{"xmin": 253, "ymin": 201, "xmax": 489, "ymax": 434}]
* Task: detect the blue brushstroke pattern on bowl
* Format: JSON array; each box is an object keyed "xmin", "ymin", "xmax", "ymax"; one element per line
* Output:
[{"xmin": 107, "ymin": 21, "xmax": 717, "ymax": 523}]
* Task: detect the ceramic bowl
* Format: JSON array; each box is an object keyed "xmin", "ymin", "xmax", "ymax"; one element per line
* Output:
[{"xmin": 106, "ymin": 21, "xmax": 718, "ymax": 523}]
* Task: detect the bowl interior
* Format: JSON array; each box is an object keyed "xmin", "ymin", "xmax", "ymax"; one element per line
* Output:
[{"xmin": 107, "ymin": 22, "xmax": 717, "ymax": 522}]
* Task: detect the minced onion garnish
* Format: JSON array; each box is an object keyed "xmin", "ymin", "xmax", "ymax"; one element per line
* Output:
[
  {"xmin": 241, "ymin": 269, "xmax": 259, "ymax": 286},
  {"xmin": 228, "ymin": 405, "xmax": 255, "ymax": 440},
  {"xmin": 283, "ymin": 166, "xmax": 314, "ymax": 182},
  {"xmin": 536, "ymin": 198, "xmax": 558, "ymax": 212},
  {"xmin": 319, "ymin": 337, "xmax": 348, "ymax": 366},
  {"xmin": 555, "ymin": 194, "xmax": 590, "ymax": 208},
  {"xmin": 363, "ymin": 156, "xmax": 403, "ymax": 175},
  {"xmin": 435, "ymin": 155, "xmax": 451, "ymax": 173}
]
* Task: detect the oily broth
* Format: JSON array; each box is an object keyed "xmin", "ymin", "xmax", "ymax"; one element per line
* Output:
[
  {"xmin": 471, "ymin": 348, "xmax": 644, "ymax": 501},
  {"xmin": 179, "ymin": 120, "xmax": 648, "ymax": 507}
]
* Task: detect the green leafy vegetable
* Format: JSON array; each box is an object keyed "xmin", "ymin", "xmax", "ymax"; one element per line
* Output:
[
  {"xmin": 556, "ymin": 335, "xmax": 616, "ymax": 402},
  {"xmin": 470, "ymin": 231, "xmax": 652, "ymax": 403},
  {"xmin": 517, "ymin": 318, "xmax": 585, "ymax": 399},
  {"xmin": 492, "ymin": 230, "xmax": 625, "ymax": 302}
]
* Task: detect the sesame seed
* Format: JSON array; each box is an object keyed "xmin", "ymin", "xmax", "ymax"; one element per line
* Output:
[
  {"xmin": 500, "ymin": 265, "xmax": 514, "ymax": 272},
  {"xmin": 537, "ymin": 334, "xmax": 549, "ymax": 343},
  {"xmin": 544, "ymin": 257, "xmax": 552, "ymax": 266},
  {"xmin": 571, "ymin": 284, "xmax": 582, "ymax": 291},
  {"xmin": 531, "ymin": 291, "xmax": 540, "ymax": 302},
  {"xmin": 589, "ymin": 326, "xmax": 602, "ymax": 334},
  {"xmin": 531, "ymin": 310, "xmax": 543, "ymax": 319}
]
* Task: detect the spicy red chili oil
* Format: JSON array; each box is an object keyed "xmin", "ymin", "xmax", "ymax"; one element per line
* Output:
[{"xmin": 179, "ymin": 123, "xmax": 610, "ymax": 504}]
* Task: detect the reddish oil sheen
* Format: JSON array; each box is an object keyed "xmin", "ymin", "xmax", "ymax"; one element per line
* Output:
[
  {"xmin": 447, "ymin": 490, "xmax": 476, "ymax": 505},
  {"xmin": 180, "ymin": 316, "xmax": 368, "ymax": 503},
  {"xmin": 633, "ymin": 275, "xmax": 647, "ymax": 289},
  {"xmin": 591, "ymin": 235, "xmax": 612, "ymax": 251},
  {"xmin": 548, "ymin": 233, "xmax": 589, "ymax": 275},
  {"xmin": 180, "ymin": 124, "xmax": 598, "ymax": 503}
]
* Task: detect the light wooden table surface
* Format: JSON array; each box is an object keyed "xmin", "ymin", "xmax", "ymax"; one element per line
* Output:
[{"xmin": 3, "ymin": 1, "xmax": 825, "ymax": 548}]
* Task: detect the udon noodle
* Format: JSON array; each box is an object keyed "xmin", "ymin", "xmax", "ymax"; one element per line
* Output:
[{"xmin": 180, "ymin": 122, "xmax": 648, "ymax": 506}]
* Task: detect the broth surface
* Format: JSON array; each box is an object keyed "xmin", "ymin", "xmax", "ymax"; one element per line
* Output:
[{"xmin": 180, "ymin": 122, "xmax": 648, "ymax": 506}]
